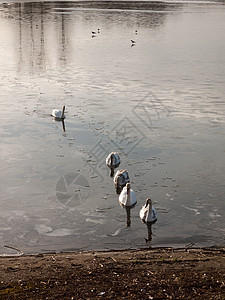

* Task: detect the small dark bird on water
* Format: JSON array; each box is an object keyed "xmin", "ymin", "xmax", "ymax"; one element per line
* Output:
[
  {"xmin": 135, "ymin": 30, "xmax": 138, "ymax": 34},
  {"xmin": 92, "ymin": 31, "xmax": 96, "ymax": 35}
]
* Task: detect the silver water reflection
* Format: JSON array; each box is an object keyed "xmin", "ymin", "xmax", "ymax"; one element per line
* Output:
[{"xmin": 0, "ymin": 1, "xmax": 225, "ymax": 255}]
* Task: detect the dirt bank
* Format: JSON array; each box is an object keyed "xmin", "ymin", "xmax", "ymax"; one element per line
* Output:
[{"xmin": 0, "ymin": 246, "xmax": 225, "ymax": 299}]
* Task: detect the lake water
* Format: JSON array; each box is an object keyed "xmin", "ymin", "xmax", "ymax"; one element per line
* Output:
[{"xmin": 0, "ymin": 0, "xmax": 225, "ymax": 255}]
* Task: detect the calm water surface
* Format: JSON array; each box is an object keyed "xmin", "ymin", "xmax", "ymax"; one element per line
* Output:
[{"xmin": 0, "ymin": 0, "xmax": 225, "ymax": 254}]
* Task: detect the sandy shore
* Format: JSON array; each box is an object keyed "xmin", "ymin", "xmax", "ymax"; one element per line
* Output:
[{"xmin": 0, "ymin": 246, "xmax": 224, "ymax": 299}]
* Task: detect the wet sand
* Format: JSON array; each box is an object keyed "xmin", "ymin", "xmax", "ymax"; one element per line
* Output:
[{"xmin": 0, "ymin": 246, "xmax": 224, "ymax": 299}]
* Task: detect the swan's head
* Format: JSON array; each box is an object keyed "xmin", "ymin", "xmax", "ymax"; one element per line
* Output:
[
  {"xmin": 126, "ymin": 183, "xmax": 131, "ymax": 194},
  {"xmin": 146, "ymin": 198, "xmax": 152, "ymax": 205}
]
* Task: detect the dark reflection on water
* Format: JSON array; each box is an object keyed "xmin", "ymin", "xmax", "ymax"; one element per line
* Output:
[
  {"xmin": 1, "ymin": 1, "xmax": 176, "ymax": 73},
  {"xmin": 0, "ymin": 1, "xmax": 225, "ymax": 255},
  {"xmin": 146, "ymin": 222, "xmax": 153, "ymax": 242}
]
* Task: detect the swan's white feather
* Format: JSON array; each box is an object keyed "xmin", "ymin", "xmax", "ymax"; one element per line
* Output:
[
  {"xmin": 51, "ymin": 106, "xmax": 65, "ymax": 119},
  {"xmin": 140, "ymin": 202, "xmax": 157, "ymax": 223},
  {"xmin": 119, "ymin": 186, "xmax": 137, "ymax": 207}
]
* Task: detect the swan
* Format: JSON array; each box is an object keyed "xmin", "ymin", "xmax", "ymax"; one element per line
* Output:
[
  {"xmin": 114, "ymin": 169, "xmax": 130, "ymax": 194},
  {"xmin": 140, "ymin": 198, "xmax": 157, "ymax": 224},
  {"xmin": 119, "ymin": 183, "xmax": 137, "ymax": 208},
  {"xmin": 51, "ymin": 105, "xmax": 66, "ymax": 120},
  {"xmin": 105, "ymin": 152, "xmax": 121, "ymax": 177},
  {"xmin": 119, "ymin": 182, "xmax": 137, "ymax": 227}
]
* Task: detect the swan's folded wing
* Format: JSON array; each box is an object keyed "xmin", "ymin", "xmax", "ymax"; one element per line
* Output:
[
  {"xmin": 113, "ymin": 153, "xmax": 121, "ymax": 166},
  {"xmin": 119, "ymin": 189, "xmax": 127, "ymax": 206},
  {"xmin": 105, "ymin": 153, "xmax": 112, "ymax": 166},
  {"xmin": 139, "ymin": 205, "xmax": 147, "ymax": 220},
  {"xmin": 52, "ymin": 109, "xmax": 62, "ymax": 118},
  {"xmin": 130, "ymin": 190, "xmax": 137, "ymax": 206},
  {"xmin": 152, "ymin": 207, "xmax": 158, "ymax": 220}
]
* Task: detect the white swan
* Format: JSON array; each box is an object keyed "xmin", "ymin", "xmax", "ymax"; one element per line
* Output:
[
  {"xmin": 51, "ymin": 105, "xmax": 66, "ymax": 120},
  {"xmin": 119, "ymin": 183, "xmax": 137, "ymax": 208},
  {"xmin": 105, "ymin": 152, "xmax": 121, "ymax": 177},
  {"xmin": 114, "ymin": 169, "xmax": 130, "ymax": 194},
  {"xmin": 140, "ymin": 198, "xmax": 157, "ymax": 224}
]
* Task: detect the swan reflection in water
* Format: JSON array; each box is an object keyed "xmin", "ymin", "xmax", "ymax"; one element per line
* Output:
[
  {"xmin": 119, "ymin": 183, "xmax": 137, "ymax": 227},
  {"xmin": 61, "ymin": 119, "xmax": 66, "ymax": 132},
  {"xmin": 140, "ymin": 198, "xmax": 157, "ymax": 242},
  {"xmin": 125, "ymin": 204, "xmax": 137, "ymax": 227},
  {"xmin": 52, "ymin": 117, "xmax": 66, "ymax": 132},
  {"xmin": 145, "ymin": 222, "xmax": 154, "ymax": 242}
]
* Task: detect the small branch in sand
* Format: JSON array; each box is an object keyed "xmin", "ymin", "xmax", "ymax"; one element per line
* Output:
[
  {"xmin": 110, "ymin": 256, "xmax": 117, "ymax": 263},
  {"xmin": 4, "ymin": 245, "xmax": 24, "ymax": 255},
  {"xmin": 185, "ymin": 243, "xmax": 195, "ymax": 252}
]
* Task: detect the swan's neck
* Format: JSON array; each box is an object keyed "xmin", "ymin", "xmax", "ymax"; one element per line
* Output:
[
  {"xmin": 146, "ymin": 203, "xmax": 153, "ymax": 222},
  {"xmin": 126, "ymin": 190, "xmax": 131, "ymax": 206},
  {"xmin": 61, "ymin": 106, "xmax": 65, "ymax": 118},
  {"xmin": 110, "ymin": 154, "xmax": 114, "ymax": 166}
]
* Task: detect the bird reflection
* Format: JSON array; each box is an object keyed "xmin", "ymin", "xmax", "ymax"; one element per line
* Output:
[
  {"xmin": 61, "ymin": 119, "xmax": 66, "ymax": 132},
  {"xmin": 125, "ymin": 204, "xmax": 137, "ymax": 227},
  {"xmin": 145, "ymin": 222, "xmax": 153, "ymax": 242},
  {"xmin": 52, "ymin": 118, "xmax": 66, "ymax": 132}
]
